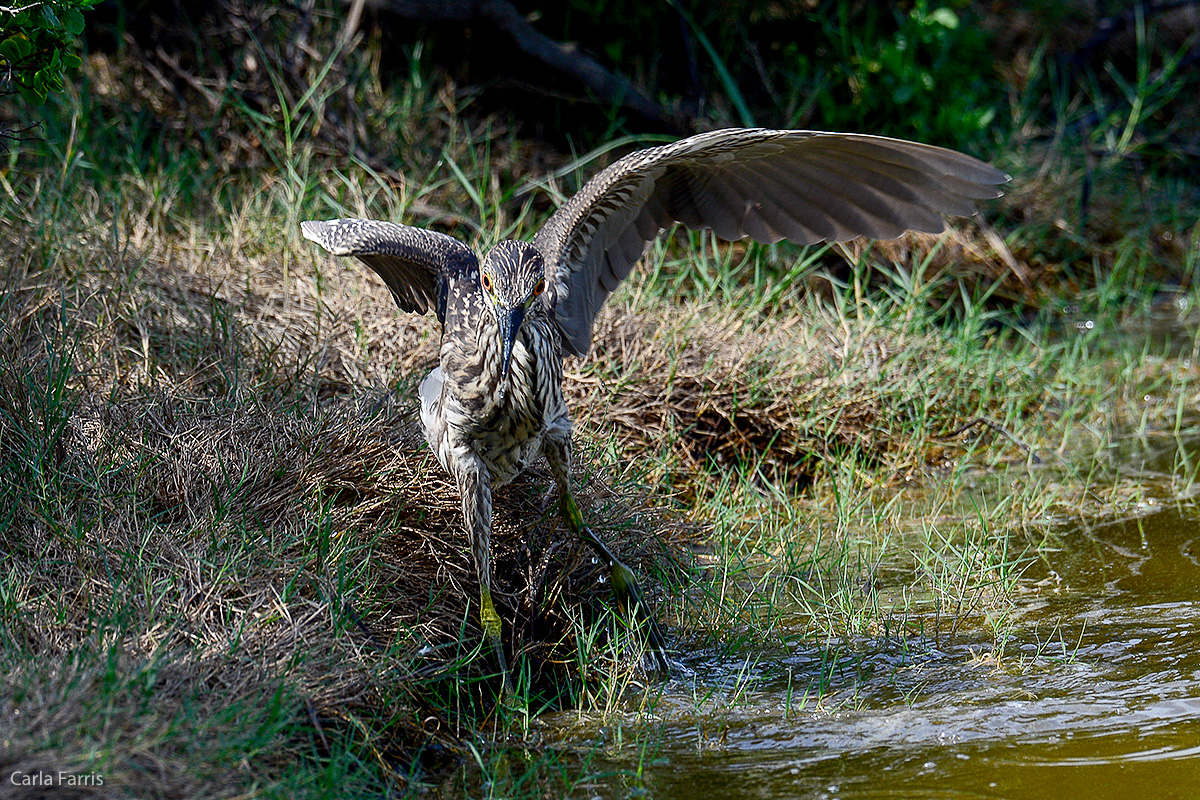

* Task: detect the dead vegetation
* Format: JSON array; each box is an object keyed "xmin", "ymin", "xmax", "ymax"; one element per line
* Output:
[
  {"xmin": 0, "ymin": 219, "xmax": 706, "ymax": 792},
  {"xmin": 570, "ymin": 268, "xmax": 1046, "ymax": 496}
]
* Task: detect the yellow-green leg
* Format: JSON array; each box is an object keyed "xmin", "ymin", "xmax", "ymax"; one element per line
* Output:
[
  {"xmin": 480, "ymin": 586, "xmax": 513, "ymax": 694},
  {"xmin": 544, "ymin": 419, "xmax": 670, "ymax": 670},
  {"xmin": 456, "ymin": 452, "xmax": 515, "ymax": 694}
]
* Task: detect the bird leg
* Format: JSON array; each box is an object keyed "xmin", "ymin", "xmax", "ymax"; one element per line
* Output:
[
  {"xmin": 560, "ymin": 491, "xmax": 671, "ymax": 670},
  {"xmin": 478, "ymin": 585, "xmax": 510, "ymax": 688},
  {"xmin": 455, "ymin": 452, "xmax": 514, "ymax": 693},
  {"xmin": 545, "ymin": 432, "xmax": 671, "ymax": 671}
]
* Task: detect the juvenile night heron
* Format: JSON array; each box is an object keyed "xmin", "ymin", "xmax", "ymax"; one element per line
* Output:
[{"xmin": 302, "ymin": 128, "xmax": 1008, "ymax": 684}]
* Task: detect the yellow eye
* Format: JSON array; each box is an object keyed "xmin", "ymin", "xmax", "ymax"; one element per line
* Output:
[
  {"xmin": 533, "ymin": 279, "xmax": 546, "ymax": 297},
  {"xmin": 481, "ymin": 272, "xmax": 493, "ymax": 292}
]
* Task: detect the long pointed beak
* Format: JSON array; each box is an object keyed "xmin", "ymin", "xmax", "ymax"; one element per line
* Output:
[{"xmin": 497, "ymin": 305, "xmax": 526, "ymax": 397}]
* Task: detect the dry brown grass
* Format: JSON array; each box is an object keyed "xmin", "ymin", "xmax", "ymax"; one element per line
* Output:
[
  {"xmin": 569, "ymin": 270, "xmax": 1045, "ymax": 499},
  {"xmin": 0, "ymin": 214, "xmax": 700, "ymax": 794}
]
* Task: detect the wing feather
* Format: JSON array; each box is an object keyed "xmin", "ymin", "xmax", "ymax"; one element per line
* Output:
[
  {"xmin": 752, "ymin": 157, "xmax": 923, "ymax": 239},
  {"xmin": 717, "ymin": 168, "xmax": 822, "ymax": 244},
  {"xmin": 532, "ymin": 128, "xmax": 1009, "ymax": 355},
  {"xmin": 634, "ymin": 204, "xmax": 663, "ymax": 241},
  {"xmin": 300, "ymin": 219, "xmax": 478, "ymax": 322},
  {"xmin": 617, "ymin": 222, "xmax": 650, "ymax": 271},
  {"xmin": 671, "ymin": 169, "xmax": 747, "ymax": 242}
]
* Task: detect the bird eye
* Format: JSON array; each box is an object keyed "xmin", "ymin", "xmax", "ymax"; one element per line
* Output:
[
  {"xmin": 533, "ymin": 279, "xmax": 546, "ymax": 297},
  {"xmin": 481, "ymin": 272, "xmax": 493, "ymax": 292}
]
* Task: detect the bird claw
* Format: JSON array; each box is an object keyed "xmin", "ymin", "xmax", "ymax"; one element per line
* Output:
[
  {"xmin": 480, "ymin": 590, "xmax": 515, "ymax": 695},
  {"xmin": 563, "ymin": 495, "xmax": 672, "ymax": 672},
  {"xmin": 609, "ymin": 557, "xmax": 672, "ymax": 672}
]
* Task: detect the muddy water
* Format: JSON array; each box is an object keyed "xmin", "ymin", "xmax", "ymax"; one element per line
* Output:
[{"xmin": 545, "ymin": 496, "xmax": 1200, "ymax": 798}]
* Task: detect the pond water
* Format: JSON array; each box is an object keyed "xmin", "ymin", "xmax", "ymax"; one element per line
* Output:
[{"xmin": 534, "ymin": 468, "xmax": 1200, "ymax": 798}]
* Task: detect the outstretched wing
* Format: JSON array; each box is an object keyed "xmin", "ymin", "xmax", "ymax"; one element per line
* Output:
[
  {"xmin": 533, "ymin": 128, "xmax": 1010, "ymax": 356},
  {"xmin": 301, "ymin": 219, "xmax": 479, "ymax": 322}
]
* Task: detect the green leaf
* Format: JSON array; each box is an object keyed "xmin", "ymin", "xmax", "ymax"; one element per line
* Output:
[
  {"xmin": 41, "ymin": 5, "xmax": 61, "ymax": 30},
  {"xmin": 19, "ymin": 83, "xmax": 47, "ymax": 105},
  {"xmin": 64, "ymin": 9, "xmax": 86, "ymax": 36},
  {"xmin": 9, "ymin": 35, "xmax": 33, "ymax": 60}
]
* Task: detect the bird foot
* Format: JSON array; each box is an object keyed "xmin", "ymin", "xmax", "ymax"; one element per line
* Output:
[
  {"xmin": 561, "ymin": 495, "xmax": 671, "ymax": 672},
  {"xmin": 607, "ymin": 556, "xmax": 672, "ymax": 672},
  {"xmin": 488, "ymin": 633, "xmax": 515, "ymax": 696}
]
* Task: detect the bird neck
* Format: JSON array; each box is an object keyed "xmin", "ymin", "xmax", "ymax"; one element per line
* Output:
[{"xmin": 475, "ymin": 311, "xmax": 529, "ymax": 405}]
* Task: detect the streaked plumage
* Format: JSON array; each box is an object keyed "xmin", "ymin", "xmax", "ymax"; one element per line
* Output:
[{"xmin": 301, "ymin": 127, "xmax": 1009, "ymax": 685}]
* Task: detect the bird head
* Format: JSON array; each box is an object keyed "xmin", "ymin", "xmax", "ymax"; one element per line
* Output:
[{"xmin": 479, "ymin": 241, "xmax": 549, "ymax": 392}]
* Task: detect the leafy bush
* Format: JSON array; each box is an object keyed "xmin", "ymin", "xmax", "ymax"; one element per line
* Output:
[
  {"xmin": 1, "ymin": 0, "xmax": 97, "ymax": 105},
  {"xmin": 526, "ymin": 0, "xmax": 1003, "ymax": 148},
  {"xmin": 778, "ymin": 1, "xmax": 1000, "ymax": 147}
]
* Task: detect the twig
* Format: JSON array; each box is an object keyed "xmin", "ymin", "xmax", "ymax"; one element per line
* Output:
[
  {"xmin": 338, "ymin": 0, "xmax": 366, "ymax": 49},
  {"xmin": 369, "ymin": 0, "xmax": 684, "ymax": 130},
  {"xmin": 479, "ymin": 0, "xmax": 677, "ymax": 127},
  {"xmin": 977, "ymin": 216, "xmax": 1030, "ymax": 289},
  {"xmin": 0, "ymin": 120, "xmax": 44, "ymax": 152},
  {"xmin": 939, "ymin": 416, "xmax": 1044, "ymax": 464},
  {"xmin": 306, "ymin": 698, "xmax": 332, "ymax": 755}
]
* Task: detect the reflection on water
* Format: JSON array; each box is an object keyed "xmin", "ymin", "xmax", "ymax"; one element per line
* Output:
[{"xmin": 544, "ymin": 498, "xmax": 1200, "ymax": 799}]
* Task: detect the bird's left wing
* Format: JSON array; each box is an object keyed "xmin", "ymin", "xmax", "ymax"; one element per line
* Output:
[
  {"xmin": 301, "ymin": 219, "xmax": 478, "ymax": 321},
  {"xmin": 533, "ymin": 128, "xmax": 1010, "ymax": 357}
]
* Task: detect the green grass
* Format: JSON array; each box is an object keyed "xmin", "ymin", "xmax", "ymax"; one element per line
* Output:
[{"xmin": 2, "ymin": 4, "xmax": 1200, "ymax": 797}]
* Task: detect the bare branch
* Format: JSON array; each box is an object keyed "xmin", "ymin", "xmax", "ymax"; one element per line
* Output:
[
  {"xmin": 363, "ymin": 0, "xmax": 685, "ymax": 130},
  {"xmin": 0, "ymin": 3, "xmax": 43, "ymax": 14}
]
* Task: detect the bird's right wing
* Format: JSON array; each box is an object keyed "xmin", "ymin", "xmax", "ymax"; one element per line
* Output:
[
  {"xmin": 533, "ymin": 129, "xmax": 1010, "ymax": 357},
  {"xmin": 301, "ymin": 219, "xmax": 478, "ymax": 321}
]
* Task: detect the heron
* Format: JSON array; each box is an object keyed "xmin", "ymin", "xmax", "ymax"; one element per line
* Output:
[{"xmin": 301, "ymin": 127, "xmax": 1009, "ymax": 688}]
